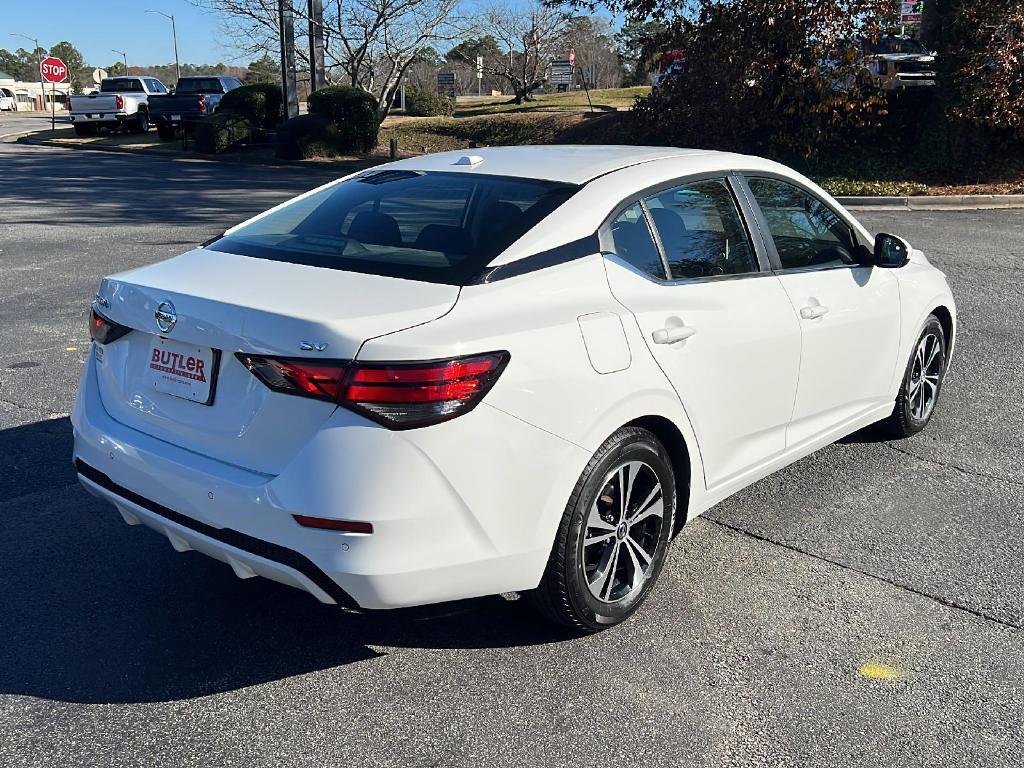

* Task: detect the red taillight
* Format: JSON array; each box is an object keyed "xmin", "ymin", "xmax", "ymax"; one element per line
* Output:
[
  {"xmin": 293, "ymin": 515, "xmax": 373, "ymax": 534},
  {"xmin": 235, "ymin": 351, "xmax": 510, "ymax": 429},
  {"xmin": 341, "ymin": 352, "xmax": 510, "ymax": 428},
  {"xmin": 115, "ymin": 94, "xmax": 124, "ymax": 110},
  {"xmin": 89, "ymin": 308, "xmax": 131, "ymax": 344},
  {"xmin": 235, "ymin": 355, "xmax": 347, "ymax": 402},
  {"xmin": 197, "ymin": 94, "xmax": 207, "ymax": 114}
]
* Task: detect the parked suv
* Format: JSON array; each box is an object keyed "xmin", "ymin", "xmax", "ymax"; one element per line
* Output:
[{"xmin": 149, "ymin": 75, "xmax": 243, "ymax": 141}]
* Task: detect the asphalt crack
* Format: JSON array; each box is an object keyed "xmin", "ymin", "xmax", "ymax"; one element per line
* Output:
[
  {"xmin": 885, "ymin": 442, "xmax": 1024, "ymax": 488},
  {"xmin": 704, "ymin": 516, "xmax": 1023, "ymax": 633}
]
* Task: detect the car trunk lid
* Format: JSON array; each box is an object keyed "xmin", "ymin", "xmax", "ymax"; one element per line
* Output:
[{"xmin": 92, "ymin": 248, "xmax": 460, "ymax": 475}]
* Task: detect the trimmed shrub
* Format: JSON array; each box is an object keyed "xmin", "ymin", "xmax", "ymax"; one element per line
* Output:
[
  {"xmin": 307, "ymin": 85, "xmax": 379, "ymax": 152},
  {"xmin": 275, "ymin": 114, "xmax": 353, "ymax": 160},
  {"xmin": 218, "ymin": 83, "xmax": 283, "ymax": 129},
  {"xmin": 405, "ymin": 88, "xmax": 455, "ymax": 117},
  {"xmin": 194, "ymin": 112, "xmax": 253, "ymax": 154}
]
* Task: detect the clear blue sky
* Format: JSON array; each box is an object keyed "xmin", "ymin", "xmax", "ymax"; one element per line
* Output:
[{"xmin": 4, "ymin": 0, "xmax": 232, "ymax": 68}]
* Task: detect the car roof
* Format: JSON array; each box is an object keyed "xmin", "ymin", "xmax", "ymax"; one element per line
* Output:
[{"xmin": 380, "ymin": 145, "xmax": 724, "ymax": 185}]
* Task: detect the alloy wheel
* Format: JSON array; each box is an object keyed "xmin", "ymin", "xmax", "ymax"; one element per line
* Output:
[
  {"xmin": 908, "ymin": 331, "xmax": 943, "ymax": 421},
  {"xmin": 582, "ymin": 460, "xmax": 665, "ymax": 604}
]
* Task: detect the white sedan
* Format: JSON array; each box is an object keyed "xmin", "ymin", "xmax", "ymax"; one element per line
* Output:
[{"xmin": 73, "ymin": 146, "xmax": 955, "ymax": 632}]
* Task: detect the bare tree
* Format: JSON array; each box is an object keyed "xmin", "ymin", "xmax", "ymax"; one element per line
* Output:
[
  {"xmin": 559, "ymin": 16, "xmax": 624, "ymax": 89},
  {"xmin": 322, "ymin": 0, "xmax": 464, "ymax": 119},
  {"xmin": 473, "ymin": 0, "xmax": 568, "ymax": 103},
  {"xmin": 193, "ymin": 0, "xmax": 464, "ymax": 121}
]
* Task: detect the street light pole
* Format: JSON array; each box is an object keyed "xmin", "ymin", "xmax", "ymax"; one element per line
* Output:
[
  {"xmin": 144, "ymin": 9, "xmax": 180, "ymax": 83},
  {"xmin": 12, "ymin": 32, "xmax": 46, "ymax": 111},
  {"xmin": 112, "ymin": 49, "xmax": 128, "ymax": 73}
]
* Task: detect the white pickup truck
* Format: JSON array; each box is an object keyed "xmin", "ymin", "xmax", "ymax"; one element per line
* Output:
[{"xmin": 69, "ymin": 76, "xmax": 169, "ymax": 136}]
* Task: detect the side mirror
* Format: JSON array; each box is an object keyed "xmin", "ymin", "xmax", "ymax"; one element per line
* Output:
[{"xmin": 873, "ymin": 232, "xmax": 910, "ymax": 268}]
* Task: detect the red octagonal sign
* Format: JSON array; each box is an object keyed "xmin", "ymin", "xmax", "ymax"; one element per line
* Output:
[{"xmin": 40, "ymin": 56, "xmax": 68, "ymax": 83}]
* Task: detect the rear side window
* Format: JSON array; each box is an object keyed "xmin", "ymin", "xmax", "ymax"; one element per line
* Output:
[
  {"xmin": 608, "ymin": 203, "xmax": 666, "ymax": 280},
  {"xmin": 100, "ymin": 78, "xmax": 144, "ymax": 93},
  {"xmin": 176, "ymin": 78, "xmax": 224, "ymax": 93},
  {"xmin": 645, "ymin": 179, "xmax": 758, "ymax": 280},
  {"xmin": 209, "ymin": 171, "xmax": 578, "ymax": 284}
]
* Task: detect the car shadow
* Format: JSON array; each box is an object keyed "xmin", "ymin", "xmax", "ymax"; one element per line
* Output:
[{"xmin": 0, "ymin": 417, "xmax": 571, "ymax": 706}]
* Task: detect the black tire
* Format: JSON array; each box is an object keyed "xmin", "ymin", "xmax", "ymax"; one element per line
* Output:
[
  {"xmin": 157, "ymin": 124, "xmax": 177, "ymax": 141},
  {"xmin": 73, "ymin": 123, "xmax": 96, "ymax": 137},
  {"xmin": 133, "ymin": 109, "xmax": 150, "ymax": 133},
  {"xmin": 881, "ymin": 315, "xmax": 947, "ymax": 438},
  {"xmin": 527, "ymin": 426, "xmax": 677, "ymax": 633}
]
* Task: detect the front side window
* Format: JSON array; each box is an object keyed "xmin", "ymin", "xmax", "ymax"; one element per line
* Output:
[
  {"xmin": 608, "ymin": 203, "xmax": 666, "ymax": 280},
  {"xmin": 645, "ymin": 179, "xmax": 758, "ymax": 279},
  {"xmin": 746, "ymin": 177, "xmax": 857, "ymax": 270},
  {"xmin": 208, "ymin": 170, "xmax": 578, "ymax": 284}
]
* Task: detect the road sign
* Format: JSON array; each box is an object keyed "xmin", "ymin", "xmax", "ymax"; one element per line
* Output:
[
  {"xmin": 436, "ymin": 71, "xmax": 456, "ymax": 98},
  {"xmin": 92, "ymin": 68, "xmax": 108, "ymax": 85},
  {"xmin": 40, "ymin": 56, "xmax": 68, "ymax": 83},
  {"xmin": 476, "ymin": 55, "xmax": 483, "ymax": 72},
  {"xmin": 568, "ymin": 48, "xmax": 576, "ymax": 66},
  {"xmin": 550, "ymin": 59, "xmax": 574, "ymax": 87},
  {"xmin": 900, "ymin": 1, "xmax": 923, "ymax": 23}
]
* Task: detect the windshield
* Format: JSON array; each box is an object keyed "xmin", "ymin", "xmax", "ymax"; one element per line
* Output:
[
  {"xmin": 208, "ymin": 170, "xmax": 579, "ymax": 284},
  {"xmin": 175, "ymin": 78, "xmax": 224, "ymax": 93},
  {"xmin": 100, "ymin": 78, "xmax": 144, "ymax": 93},
  {"xmin": 867, "ymin": 37, "xmax": 929, "ymax": 54}
]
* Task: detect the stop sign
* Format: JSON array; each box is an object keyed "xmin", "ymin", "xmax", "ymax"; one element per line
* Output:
[{"xmin": 40, "ymin": 56, "xmax": 68, "ymax": 83}]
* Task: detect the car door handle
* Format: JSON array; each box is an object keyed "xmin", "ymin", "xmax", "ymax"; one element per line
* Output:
[
  {"xmin": 800, "ymin": 305, "xmax": 829, "ymax": 320},
  {"xmin": 652, "ymin": 325, "xmax": 697, "ymax": 344}
]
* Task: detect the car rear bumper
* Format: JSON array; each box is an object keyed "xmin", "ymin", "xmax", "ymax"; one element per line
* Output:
[
  {"xmin": 71, "ymin": 346, "xmax": 587, "ymax": 610},
  {"xmin": 69, "ymin": 112, "xmax": 130, "ymax": 124}
]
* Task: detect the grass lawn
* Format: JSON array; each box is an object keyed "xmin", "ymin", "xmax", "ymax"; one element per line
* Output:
[{"xmin": 451, "ymin": 87, "xmax": 650, "ymax": 117}]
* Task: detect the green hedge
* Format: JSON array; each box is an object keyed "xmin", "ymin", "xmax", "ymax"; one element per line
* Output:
[
  {"xmin": 307, "ymin": 85, "xmax": 379, "ymax": 152},
  {"xmin": 405, "ymin": 88, "xmax": 454, "ymax": 117},
  {"xmin": 194, "ymin": 112, "xmax": 253, "ymax": 154},
  {"xmin": 219, "ymin": 83, "xmax": 282, "ymax": 129},
  {"xmin": 275, "ymin": 114, "xmax": 353, "ymax": 160}
]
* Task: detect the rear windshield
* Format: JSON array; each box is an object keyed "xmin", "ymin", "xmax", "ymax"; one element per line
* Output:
[
  {"xmin": 175, "ymin": 78, "xmax": 224, "ymax": 93},
  {"xmin": 208, "ymin": 170, "xmax": 579, "ymax": 284},
  {"xmin": 100, "ymin": 78, "xmax": 144, "ymax": 93}
]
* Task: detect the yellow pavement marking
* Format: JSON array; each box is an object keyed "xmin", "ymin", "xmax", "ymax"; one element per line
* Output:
[
  {"xmin": 66, "ymin": 347, "xmax": 78, "ymax": 352},
  {"xmin": 858, "ymin": 661, "xmax": 903, "ymax": 680}
]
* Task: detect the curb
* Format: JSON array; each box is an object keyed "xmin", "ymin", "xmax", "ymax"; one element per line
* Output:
[
  {"xmin": 0, "ymin": 128, "xmax": 39, "ymax": 142},
  {"xmin": 837, "ymin": 194, "xmax": 1024, "ymax": 211},
  {"xmin": 12, "ymin": 135, "xmax": 1024, "ymax": 209}
]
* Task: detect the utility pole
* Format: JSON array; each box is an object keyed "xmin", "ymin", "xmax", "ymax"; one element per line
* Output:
[
  {"xmin": 279, "ymin": 0, "xmax": 299, "ymax": 118},
  {"xmin": 307, "ymin": 0, "xmax": 326, "ymax": 92},
  {"xmin": 112, "ymin": 48, "xmax": 128, "ymax": 73},
  {"xmin": 145, "ymin": 9, "xmax": 181, "ymax": 83},
  {"xmin": 11, "ymin": 32, "xmax": 45, "ymax": 111}
]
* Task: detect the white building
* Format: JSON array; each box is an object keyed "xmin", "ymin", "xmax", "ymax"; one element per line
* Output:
[{"xmin": 0, "ymin": 71, "xmax": 72, "ymax": 111}]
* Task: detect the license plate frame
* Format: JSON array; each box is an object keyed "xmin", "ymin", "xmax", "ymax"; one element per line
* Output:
[{"xmin": 145, "ymin": 336, "xmax": 220, "ymax": 406}]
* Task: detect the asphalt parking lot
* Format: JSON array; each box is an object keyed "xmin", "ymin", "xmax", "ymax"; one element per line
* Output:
[{"xmin": 1, "ymin": 140, "xmax": 1022, "ymax": 768}]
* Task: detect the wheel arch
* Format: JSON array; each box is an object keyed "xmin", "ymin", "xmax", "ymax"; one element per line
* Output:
[
  {"xmin": 623, "ymin": 414, "xmax": 692, "ymax": 536},
  {"xmin": 930, "ymin": 304, "xmax": 955, "ymax": 364}
]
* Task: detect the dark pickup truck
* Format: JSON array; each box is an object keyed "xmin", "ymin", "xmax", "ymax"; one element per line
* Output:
[{"xmin": 148, "ymin": 75, "xmax": 243, "ymax": 140}]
